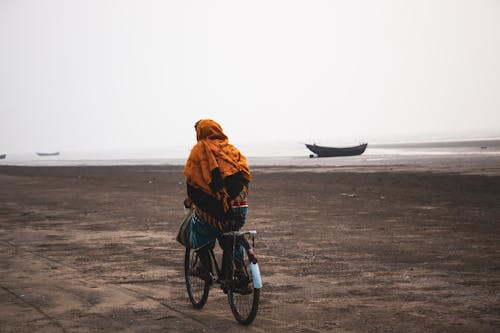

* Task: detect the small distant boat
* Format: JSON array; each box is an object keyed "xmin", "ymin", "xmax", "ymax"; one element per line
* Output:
[
  {"xmin": 0, "ymin": 154, "xmax": 6, "ymax": 159},
  {"xmin": 36, "ymin": 152, "xmax": 60, "ymax": 157},
  {"xmin": 305, "ymin": 143, "xmax": 368, "ymax": 157}
]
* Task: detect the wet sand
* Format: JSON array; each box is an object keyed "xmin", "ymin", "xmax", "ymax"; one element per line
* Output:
[{"xmin": 1, "ymin": 161, "xmax": 500, "ymax": 332}]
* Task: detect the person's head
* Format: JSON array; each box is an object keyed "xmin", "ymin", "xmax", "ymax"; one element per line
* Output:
[{"xmin": 194, "ymin": 119, "xmax": 228, "ymax": 141}]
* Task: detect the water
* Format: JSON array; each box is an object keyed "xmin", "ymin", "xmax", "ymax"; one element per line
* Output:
[{"xmin": 1, "ymin": 139, "xmax": 500, "ymax": 167}]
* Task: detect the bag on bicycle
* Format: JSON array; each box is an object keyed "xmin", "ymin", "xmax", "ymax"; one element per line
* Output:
[{"xmin": 176, "ymin": 211, "xmax": 193, "ymax": 247}]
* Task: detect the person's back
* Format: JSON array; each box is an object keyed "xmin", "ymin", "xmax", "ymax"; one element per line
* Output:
[{"xmin": 183, "ymin": 119, "xmax": 251, "ymax": 283}]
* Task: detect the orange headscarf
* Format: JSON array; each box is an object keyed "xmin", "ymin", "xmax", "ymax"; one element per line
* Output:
[{"xmin": 184, "ymin": 119, "xmax": 251, "ymax": 211}]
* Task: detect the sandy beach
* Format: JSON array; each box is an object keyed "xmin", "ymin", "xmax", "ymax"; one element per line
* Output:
[{"xmin": 1, "ymin": 158, "xmax": 500, "ymax": 332}]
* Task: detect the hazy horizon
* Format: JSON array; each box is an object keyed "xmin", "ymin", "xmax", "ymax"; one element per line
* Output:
[
  {"xmin": 1, "ymin": 0, "xmax": 499, "ymax": 155},
  {"xmin": 2, "ymin": 136, "xmax": 500, "ymax": 162}
]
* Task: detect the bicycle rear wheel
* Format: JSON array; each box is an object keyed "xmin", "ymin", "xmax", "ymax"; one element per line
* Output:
[
  {"xmin": 227, "ymin": 243, "xmax": 260, "ymax": 325},
  {"xmin": 184, "ymin": 246, "xmax": 210, "ymax": 309}
]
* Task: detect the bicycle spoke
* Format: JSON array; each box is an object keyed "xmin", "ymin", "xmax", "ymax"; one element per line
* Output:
[{"xmin": 232, "ymin": 292, "xmax": 254, "ymax": 316}]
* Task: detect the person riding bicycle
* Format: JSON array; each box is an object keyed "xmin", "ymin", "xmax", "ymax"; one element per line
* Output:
[{"xmin": 183, "ymin": 119, "xmax": 251, "ymax": 288}]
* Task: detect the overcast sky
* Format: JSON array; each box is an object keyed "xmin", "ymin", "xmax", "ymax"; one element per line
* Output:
[{"xmin": 1, "ymin": 0, "xmax": 499, "ymax": 156}]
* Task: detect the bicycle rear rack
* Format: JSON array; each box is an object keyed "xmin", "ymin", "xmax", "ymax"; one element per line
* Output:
[{"xmin": 223, "ymin": 230, "xmax": 257, "ymax": 237}]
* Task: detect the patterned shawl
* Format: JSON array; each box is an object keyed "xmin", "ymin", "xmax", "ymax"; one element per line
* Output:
[{"xmin": 184, "ymin": 119, "xmax": 251, "ymax": 212}]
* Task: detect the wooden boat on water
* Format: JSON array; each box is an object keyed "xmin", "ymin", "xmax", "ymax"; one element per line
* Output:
[
  {"xmin": 36, "ymin": 152, "xmax": 60, "ymax": 157},
  {"xmin": 0, "ymin": 154, "xmax": 6, "ymax": 159},
  {"xmin": 305, "ymin": 143, "xmax": 368, "ymax": 157}
]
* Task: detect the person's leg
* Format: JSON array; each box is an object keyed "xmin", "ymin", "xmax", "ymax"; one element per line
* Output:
[
  {"xmin": 219, "ymin": 206, "xmax": 247, "ymax": 281},
  {"xmin": 219, "ymin": 235, "xmax": 234, "ymax": 281},
  {"xmin": 219, "ymin": 234, "xmax": 251, "ymax": 294},
  {"xmin": 191, "ymin": 243, "xmax": 214, "ymax": 283},
  {"xmin": 189, "ymin": 211, "xmax": 218, "ymax": 283},
  {"xmin": 197, "ymin": 245, "xmax": 212, "ymax": 274}
]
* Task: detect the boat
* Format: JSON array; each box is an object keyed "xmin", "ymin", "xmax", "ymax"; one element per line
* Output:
[
  {"xmin": 0, "ymin": 154, "xmax": 6, "ymax": 159},
  {"xmin": 305, "ymin": 143, "xmax": 368, "ymax": 157},
  {"xmin": 36, "ymin": 152, "xmax": 60, "ymax": 157}
]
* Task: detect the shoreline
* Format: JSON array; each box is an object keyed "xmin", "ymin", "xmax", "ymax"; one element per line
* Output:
[
  {"xmin": 1, "ymin": 153, "xmax": 500, "ymax": 176},
  {"xmin": 1, "ymin": 138, "xmax": 500, "ymax": 167}
]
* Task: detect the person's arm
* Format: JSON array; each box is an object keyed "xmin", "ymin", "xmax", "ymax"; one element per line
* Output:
[
  {"xmin": 183, "ymin": 144, "xmax": 201, "ymax": 208},
  {"xmin": 183, "ymin": 197, "xmax": 193, "ymax": 208}
]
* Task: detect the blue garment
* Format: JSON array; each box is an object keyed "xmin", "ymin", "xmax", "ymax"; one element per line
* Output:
[{"xmin": 189, "ymin": 206, "xmax": 247, "ymax": 251}]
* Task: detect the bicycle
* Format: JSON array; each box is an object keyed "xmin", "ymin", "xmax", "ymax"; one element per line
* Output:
[{"xmin": 184, "ymin": 229, "xmax": 262, "ymax": 325}]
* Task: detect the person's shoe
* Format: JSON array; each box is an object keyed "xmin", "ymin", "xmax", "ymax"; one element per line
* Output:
[
  {"xmin": 233, "ymin": 279, "xmax": 253, "ymax": 295},
  {"xmin": 189, "ymin": 265, "xmax": 213, "ymax": 285},
  {"xmin": 219, "ymin": 272, "xmax": 252, "ymax": 295}
]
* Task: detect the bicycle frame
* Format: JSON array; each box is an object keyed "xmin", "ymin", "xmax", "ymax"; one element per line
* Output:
[
  {"xmin": 207, "ymin": 230, "xmax": 258, "ymax": 283},
  {"xmin": 184, "ymin": 229, "xmax": 261, "ymax": 325}
]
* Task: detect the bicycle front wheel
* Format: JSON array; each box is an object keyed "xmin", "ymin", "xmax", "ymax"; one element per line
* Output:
[
  {"xmin": 227, "ymin": 244, "xmax": 260, "ymax": 325},
  {"xmin": 184, "ymin": 246, "xmax": 210, "ymax": 309}
]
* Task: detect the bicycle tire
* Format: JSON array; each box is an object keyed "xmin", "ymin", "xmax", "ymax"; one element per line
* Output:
[
  {"xmin": 184, "ymin": 246, "xmax": 210, "ymax": 309},
  {"xmin": 227, "ymin": 241, "xmax": 260, "ymax": 325}
]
